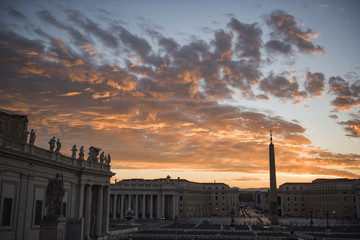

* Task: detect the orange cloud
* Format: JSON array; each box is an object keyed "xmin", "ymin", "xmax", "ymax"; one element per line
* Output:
[{"xmin": 59, "ymin": 92, "xmax": 83, "ymax": 96}]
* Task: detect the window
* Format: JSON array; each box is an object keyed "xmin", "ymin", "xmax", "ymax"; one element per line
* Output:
[
  {"xmin": 18, "ymin": 124, "xmax": 24, "ymax": 136},
  {"xmin": 1, "ymin": 198, "xmax": 12, "ymax": 226},
  {"xmin": 4, "ymin": 120, "xmax": 10, "ymax": 133},
  {"xmin": 34, "ymin": 200, "xmax": 43, "ymax": 225},
  {"xmin": 62, "ymin": 202, "xmax": 67, "ymax": 217}
]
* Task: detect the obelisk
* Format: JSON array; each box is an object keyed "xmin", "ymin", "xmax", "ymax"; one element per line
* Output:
[{"xmin": 269, "ymin": 130, "xmax": 279, "ymax": 225}]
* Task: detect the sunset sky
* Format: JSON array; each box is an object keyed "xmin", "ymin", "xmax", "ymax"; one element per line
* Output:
[{"xmin": 1, "ymin": 0, "xmax": 359, "ymax": 188}]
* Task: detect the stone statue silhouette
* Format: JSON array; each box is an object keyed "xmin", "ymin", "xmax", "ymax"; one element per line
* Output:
[
  {"xmin": 78, "ymin": 146, "xmax": 85, "ymax": 160},
  {"xmin": 107, "ymin": 154, "xmax": 111, "ymax": 165},
  {"xmin": 29, "ymin": 129, "xmax": 36, "ymax": 145},
  {"xmin": 87, "ymin": 146, "xmax": 101, "ymax": 162},
  {"xmin": 49, "ymin": 137, "xmax": 56, "ymax": 151},
  {"xmin": 100, "ymin": 152, "xmax": 105, "ymax": 164},
  {"xmin": 45, "ymin": 173, "xmax": 65, "ymax": 219},
  {"xmin": 71, "ymin": 145, "xmax": 77, "ymax": 159},
  {"xmin": 55, "ymin": 138, "xmax": 61, "ymax": 153}
]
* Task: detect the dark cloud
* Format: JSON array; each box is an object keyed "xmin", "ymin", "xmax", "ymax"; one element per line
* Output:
[
  {"xmin": 211, "ymin": 30, "xmax": 233, "ymax": 62},
  {"xmin": 158, "ymin": 36, "xmax": 179, "ymax": 54},
  {"xmin": 338, "ymin": 112, "xmax": 360, "ymax": 138},
  {"xmin": 265, "ymin": 40, "xmax": 292, "ymax": 55},
  {"xmin": 329, "ymin": 114, "xmax": 338, "ymax": 119},
  {"xmin": 328, "ymin": 76, "xmax": 360, "ymax": 111},
  {"xmin": 259, "ymin": 72, "xmax": 307, "ymax": 101},
  {"xmin": 265, "ymin": 10, "xmax": 324, "ymax": 55},
  {"xmin": 228, "ymin": 18, "xmax": 262, "ymax": 62},
  {"xmin": 67, "ymin": 10, "xmax": 119, "ymax": 49},
  {"xmin": 119, "ymin": 27, "xmax": 151, "ymax": 59},
  {"xmin": 8, "ymin": 6, "xmax": 27, "ymax": 20},
  {"xmin": 37, "ymin": 10, "xmax": 88, "ymax": 46},
  {"xmin": 304, "ymin": 72, "xmax": 325, "ymax": 97}
]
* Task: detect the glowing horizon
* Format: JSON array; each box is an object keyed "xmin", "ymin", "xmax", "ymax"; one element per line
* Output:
[{"xmin": 0, "ymin": 0, "xmax": 359, "ymax": 188}]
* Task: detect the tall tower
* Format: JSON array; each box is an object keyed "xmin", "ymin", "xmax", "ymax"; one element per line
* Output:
[{"xmin": 269, "ymin": 130, "xmax": 279, "ymax": 225}]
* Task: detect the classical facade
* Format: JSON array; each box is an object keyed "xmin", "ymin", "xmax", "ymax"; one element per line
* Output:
[
  {"xmin": 279, "ymin": 178, "xmax": 360, "ymax": 219},
  {"xmin": 0, "ymin": 110, "xmax": 114, "ymax": 240},
  {"xmin": 254, "ymin": 178, "xmax": 360, "ymax": 220},
  {"xmin": 110, "ymin": 176, "xmax": 239, "ymax": 219}
]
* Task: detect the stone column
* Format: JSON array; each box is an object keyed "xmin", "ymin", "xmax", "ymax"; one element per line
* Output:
[
  {"xmin": 172, "ymin": 194, "xmax": 176, "ymax": 219},
  {"xmin": 76, "ymin": 183, "xmax": 85, "ymax": 218},
  {"xmin": 83, "ymin": 185, "xmax": 92, "ymax": 239},
  {"xmin": 142, "ymin": 195, "xmax": 146, "ymax": 218},
  {"xmin": 121, "ymin": 194, "xmax": 124, "ymax": 219},
  {"xmin": 135, "ymin": 194, "xmax": 139, "ymax": 218},
  {"xmin": 96, "ymin": 186, "xmax": 103, "ymax": 236},
  {"xmin": 161, "ymin": 194, "xmax": 165, "ymax": 218},
  {"xmin": 157, "ymin": 195, "xmax": 161, "ymax": 219},
  {"xmin": 128, "ymin": 194, "xmax": 131, "ymax": 210},
  {"xmin": 149, "ymin": 195, "xmax": 153, "ymax": 219},
  {"xmin": 102, "ymin": 186, "xmax": 109, "ymax": 235},
  {"xmin": 15, "ymin": 173, "xmax": 29, "ymax": 240},
  {"xmin": 113, "ymin": 194, "xmax": 117, "ymax": 219}
]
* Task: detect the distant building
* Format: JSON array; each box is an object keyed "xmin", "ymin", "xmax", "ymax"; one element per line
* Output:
[
  {"xmin": 279, "ymin": 178, "xmax": 360, "ymax": 219},
  {"xmin": 254, "ymin": 188, "xmax": 271, "ymax": 212},
  {"xmin": 0, "ymin": 109, "xmax": 114, "ymax": 240},
  {"xmin": 254, "ymin": 178, "xmax": 360, "ymax": 220},
  {"xmin": 0, "ymin": 109, "xmax": 28, "ymax": 143},
  {"xmin": 110, "ymin": 176, "xmax": 239, "ymax": 219}
]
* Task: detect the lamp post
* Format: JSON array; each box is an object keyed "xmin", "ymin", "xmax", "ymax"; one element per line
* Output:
[
  {"xmin": 324, "ymin": 210, "xmax": 329, "ymax": 229},
  {"xmin": 309, "ymin": 209, "xmax": 313, "ymax": 225}
]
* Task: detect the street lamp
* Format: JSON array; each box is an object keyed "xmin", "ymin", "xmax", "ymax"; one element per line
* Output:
[
  {"xmin": 309, "ymin": 209, "xmax": 313, "ymax": 225},
  {"xmin": 324, "ymin": 210, "xmax": 330, "ymax": 229}
]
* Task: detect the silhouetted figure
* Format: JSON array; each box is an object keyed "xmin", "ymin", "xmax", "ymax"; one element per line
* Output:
[
  {"xmin": 107, "ymin": 154, "xmax": 111, "ymax": 165},
  {"xmin": 87, "ymin": 146, "xmax": 101, "ymax": 162},
  {"xmin": 49, "ymin": 137, "xmax": 56, "ymax": 151},
  {"xmin": 79, "ymin": 146, "xmax": 85, "ymax": 160},
  {"xmin": 55, "ymin": 138, "xmax": 61, "ymax": 153},
  {"xmin": 45, "ymin": 173, "xmax": 65, "ymax": 219},
  {"xmin": 71, "ymin": 145, "xmax": 77, "ymax": 159},
  {"xmin": 100, "ymin": 152, "xmax": 105, "ymax": 164},
  {"xmin": 29, "ymin": 129, "xmax": 36, "ymax": 145}
]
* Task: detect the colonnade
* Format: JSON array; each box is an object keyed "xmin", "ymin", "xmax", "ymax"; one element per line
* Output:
[
  {"xmin": 83, "ymin": 184, "xmax": 110, "ymax": 239},
  {"xmin": 110, "ymin": 193, "xmax": 178, "ymax": 220}
]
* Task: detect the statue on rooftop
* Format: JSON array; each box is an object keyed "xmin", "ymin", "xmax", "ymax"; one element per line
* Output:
[
  {"xmin": 107, "ymin": 154, "xmax": 111, "ymax": 165},
  {"xmin": 78, "ymin": 146, "xmax": 85, "ymax": 160},
  {"xmin": 87, "ymin": 146, "xmax": 101, "ymax": 162},
  {"xmin": 23, "ymin": 129, "xmax": 29, "ymax": 143},
  {"xmin": 49, "ymin": 137, "xmax": 56, "ymax": 151},
  {"xmin": 71, "ymin": 145, "xmax": 77, "ymax": 159},
  {"xmin": 45, "ymin": 173, "xmax": 65, "ymax": 219},
  {"xmin": 100, "ymin": 152, "xmax": 105, "ymax": 164},
  {"xmin": 55, "ymin": 138, "xmax": 61, "ymax": 153},
  {"xmin": 29, "ymin": 129, "xmax": 36, "ymax": 145}
]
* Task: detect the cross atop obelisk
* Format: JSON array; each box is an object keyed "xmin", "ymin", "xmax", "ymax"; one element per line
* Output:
[{"xmin": 269, "ymin": 129, "xmax": 279, "ymax": 225}]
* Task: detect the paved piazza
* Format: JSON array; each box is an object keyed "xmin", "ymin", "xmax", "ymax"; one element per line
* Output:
[{"xmin": 109, "ymin": 208, "xmax": 360, "ymax": 240}]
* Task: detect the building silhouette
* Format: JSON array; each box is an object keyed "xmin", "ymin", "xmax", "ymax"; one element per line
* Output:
[
  {"xmin": 0, "ymin": 110, "xmax": 114, "ymax": 240},
  {"xmin": 110, "ymin": 176, "xmax": 239, "ymax": 219},
  {"xmin": 279, "ymin": 178, "xmax": 360, "ymax": 219}
]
